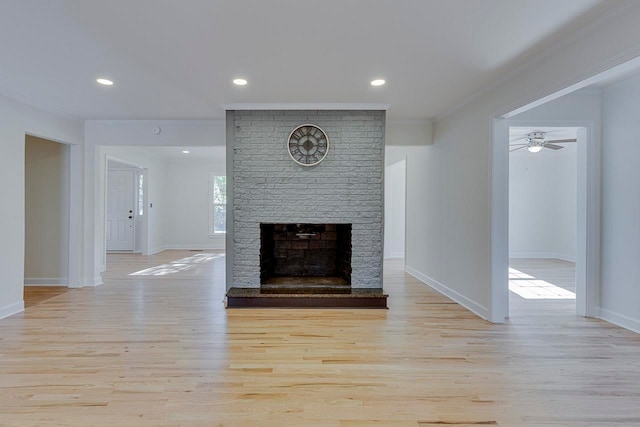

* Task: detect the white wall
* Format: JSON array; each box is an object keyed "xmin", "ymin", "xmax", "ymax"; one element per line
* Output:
[
  {"xmin": 509, "ymin": 142, "xmax": 577, "ymax": 261},
  {"xmin": 0, "ymin": 94, "xmax": 83, "ymax": 319},
  {"xmin": 600, "ymin": 74, "xmax": 640, "ymax": 332},
  {"xmin": 384, "ymin": 121, "xmax": 432, "ymax": 265},
  {"xmin": 165, "ymin": 158, "xmax": 226, "ymax": 250},
  {"xmin": 386, "ymin": 120, "xmax": 432, "ymax": 146},
  {"xmin": 385, "ymin": 145, "xmax": 430, "ymax": 272},
  {"xmin": 384, "ymin": 158, "xmax": 406, "ymax": 259},
  {"xmin": 409, "ymin": 4, "xmax": 640, "ymax": 321},
  {"xmin": 25, "ymin": 136, "xmax": 70, "ymax": 284}
]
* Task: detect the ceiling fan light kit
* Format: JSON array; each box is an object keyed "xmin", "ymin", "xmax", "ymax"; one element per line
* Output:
[
  {"xmin": 527, "ymin": 138, "xmax": 544, "ymax": 153},
  {"xmin": 509, "ymin": 130, "xmax": 578, "ymax": 153}
]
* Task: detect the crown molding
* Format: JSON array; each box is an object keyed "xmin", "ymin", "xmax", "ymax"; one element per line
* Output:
[{"xmin": 223, "ymin": 103, "xmax": 390, "ymax": 111}]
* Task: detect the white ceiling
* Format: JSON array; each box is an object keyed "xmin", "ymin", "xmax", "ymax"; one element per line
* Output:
[{"xmin": 0, "ymin": 0, "xmax": 612, "ymax": 121}]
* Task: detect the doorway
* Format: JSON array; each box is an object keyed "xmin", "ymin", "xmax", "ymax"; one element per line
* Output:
[
  {"xmin": 105, "ymin": 158, "xmax": 146, "ymax": 253},
  {"xmin": 508, "ymin": 126, "xmax": 579, "ymax": 315},
  {"xmin": 491, "ymin": 116, "xmax": 595, "ymax": 322},
  {"xmin": 106, "ymin": 169, "xmax": 135, "ymax": 251},
  {"xmin": 24, "ymin": 135, "xmax": 71, "ymax": 306},
  {"xmin": 384, "ymin": 157, "xmax": 406, "ymax": 260}
]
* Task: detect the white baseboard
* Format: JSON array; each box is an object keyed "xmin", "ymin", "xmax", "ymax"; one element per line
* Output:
[
  {"xmin": 147, "ymin": 244, "xmax": 227, "ymax": 255},
  {"xmin": 24, "ymin": 277, "xmax": 68, "ymax": 286},
  {"xmin": 597, "ymin": 307, "xmax": 640, "ymax": 335},
  {"xmin": 0, "ymin": 301, "xmax": 24, "ymax": 320},
  {"xmin": 71, "ymin": 276, "xmax": 103, "ymax": 288},
  {"xmin": 405, "ymin": 265, "xmax": 490, "ymax": 321},
  {"xmin": 149, "ymin": 245, "xmax": 168, "ymax": 255},
  {"xmin": 509, "ymin": 252, "xmax": 576, "ymax": 262},
  {"xmin": 166, "ymin": 244, "xmax": 225, "ymax": 251}
]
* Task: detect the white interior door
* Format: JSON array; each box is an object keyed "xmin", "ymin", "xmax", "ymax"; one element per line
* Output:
[{"xmin": 106, "ymin": 170, "xmax": 135, "ymax": 251}]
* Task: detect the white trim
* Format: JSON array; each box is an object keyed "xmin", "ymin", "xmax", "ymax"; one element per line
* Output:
[
  {"xmin": 509, "ymin": 253, "xmax": 577, "ymax": 263},
  {"xmin": 501, "ymin": 119, "xmax": 598, "ymax": 320},
  {"xmin": 0, "ymin": 301, "xmax": 24, "ymax": 320},
  {"xmin": 598, "ymin": 308, "xmax": 640, "ymax": 335},
  {"xmin": 503, "ymin": 55, "xmax": 640, "ymax": 119},
  {"xmin": 166, "ymin": 244, "xmax": 225, "ymax": 251},
  {"xmin": 490, "ymin": 118, "xmax": 510, "ymax": 323},
  {"xmin": 76, "ymin": 276, "xmax": 103, "ymax": 287},
  {"xmin": 384, "ymin": 253, "xmax": 405, "ymax": 260},
  {"xmin": 82, "ymin": 275, "xmax": 102, "ymax": 288},
  {"xmin": 0, "ymin": 84, "xmax": 81, "ymax": 120},
  {"xmin": 224, "ymin": 103, "xmax": 390, "ymax": 111},
  {"xmin": 405, "ymin": 265, "xmax": 490, "ymax": 321},
  {"xmin": 24, "ymin": 277, "xmax": 69, "ymax": 286},
  {"xmin": 149, "ymin": 245, "xmax": 168, "ymax": 255}
]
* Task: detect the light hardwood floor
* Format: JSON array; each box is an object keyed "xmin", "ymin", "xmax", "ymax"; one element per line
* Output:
[
  {"xmin": 509, "ymin": 258, "xmax": 576, "ymax": 320},
  {"xmin": 23, "ymin": 286, "xmax": 73, "ymax": 309},
  {"xmin": 2, "ymin": 251, "xmax": 640, "ymax": 426}
]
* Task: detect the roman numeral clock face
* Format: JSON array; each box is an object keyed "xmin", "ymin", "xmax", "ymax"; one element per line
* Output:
[{"xmin": 287, "ymin": 124, "xmax": 329, "ymax": 166}]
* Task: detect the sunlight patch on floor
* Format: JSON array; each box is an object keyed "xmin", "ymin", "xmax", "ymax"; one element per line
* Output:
[
  {"xmin": 509, "ymin": 267, "xmax": 534, "ymax": 279},
  {"xmin": 509, "ymin": 267, "xmax": 575, "ymax": 299},
  {"xmin": 130, "ymin": 253, "xmax": 223, "ymax": 276}
]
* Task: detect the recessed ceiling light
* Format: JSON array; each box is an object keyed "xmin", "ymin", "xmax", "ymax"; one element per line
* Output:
[
  {"xmin": 182, "ymin": 150, "xmax": 190, "ymax": 154},
  {"xmin": 370, "ymin": 79, "xmax": 386, "ymax": 86},
  {"xmin": 233, "ymin": 78, "xmax": 248, "ymax": 86},
  {"xmin": 96, "ymin": 78, "xmax": 114, "ymax": 86}
]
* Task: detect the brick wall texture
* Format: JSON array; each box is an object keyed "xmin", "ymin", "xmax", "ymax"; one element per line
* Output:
[{"xmin": 230, "ymin": 110, "xmax": 385, "ymax": 288}]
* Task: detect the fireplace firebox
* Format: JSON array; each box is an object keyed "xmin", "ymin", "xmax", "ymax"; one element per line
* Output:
[{"xmin": 260, "ymin": 223, "xmax": 352, "ymax": 291}]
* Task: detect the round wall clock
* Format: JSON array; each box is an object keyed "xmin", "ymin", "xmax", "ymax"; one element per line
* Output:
[{"xmin": 287, "ymin": 124, "xmax": 329, "ymax": 166}]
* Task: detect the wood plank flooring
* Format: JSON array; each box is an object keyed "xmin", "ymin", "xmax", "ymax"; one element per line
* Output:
[
  {"xmin": 1, "ymin": 251, "xmax": 639, "ymax": 426},
  {"xmin": 509, "ymin": 258, "xmax": 576, "ymax": 320},
  {"xmin": 23, "ymin": 286, "xmax": 73, "ymax": 309}
]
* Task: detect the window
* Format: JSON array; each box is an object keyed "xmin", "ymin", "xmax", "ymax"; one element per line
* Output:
[
  {"xmin": 210, "ymin": 175, "xmax": 226, "ymax": 235},
  {"xmin": 137, "ymin": 173, "xmax": 144, "ymax": 216}
]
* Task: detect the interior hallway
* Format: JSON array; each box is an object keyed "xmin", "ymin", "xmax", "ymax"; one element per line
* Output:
[{"xmin": 2, "ymin": 252, "xmax": 639, "ymax": 426}]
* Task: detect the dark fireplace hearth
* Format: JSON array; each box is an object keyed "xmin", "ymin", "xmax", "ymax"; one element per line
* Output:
[{"xmin": 260, "ymin": 223, "xmax": 351, "ymax": 292}]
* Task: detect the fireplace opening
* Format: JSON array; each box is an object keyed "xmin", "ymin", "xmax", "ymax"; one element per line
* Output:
[{"xmin": 260, "ymin": 223, "xmax": 352, "ymax": 291}]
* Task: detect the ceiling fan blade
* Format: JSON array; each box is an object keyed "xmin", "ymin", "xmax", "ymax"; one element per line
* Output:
[
  {"xmin": 510, "ymin": 143, "xmax": 527, "ymax": 146},
  {"xmin": 509, "ymin": 146, "xmax": 528, "ymax": 153},
  {"xmin": 546, "ymin": 138, "xmax": 577, "ymax": 144},
  {"xmin": 544, "ymin": 143, "xmax": 564, "ymax": 150}
]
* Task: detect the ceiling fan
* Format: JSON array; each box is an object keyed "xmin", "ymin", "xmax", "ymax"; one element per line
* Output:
[{"xmin": 510, "ymin": 131, "xmax": 577, "ymax": 153}]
